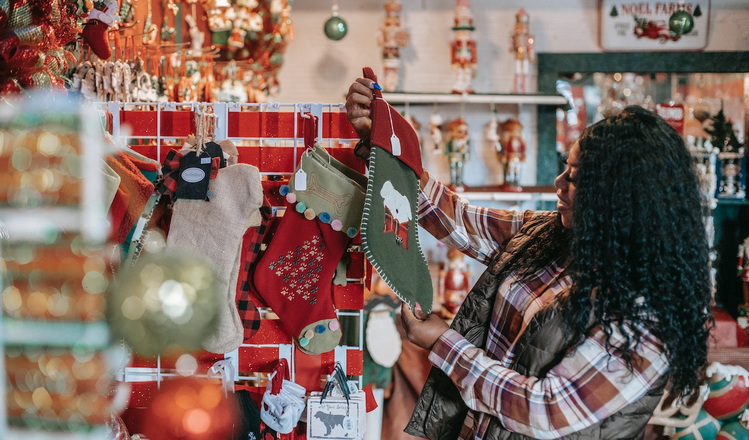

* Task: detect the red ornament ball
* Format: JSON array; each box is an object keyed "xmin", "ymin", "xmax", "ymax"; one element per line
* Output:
[{"xmin": 141, "ymin": 376, "xmax": 241, "ymax": 440}]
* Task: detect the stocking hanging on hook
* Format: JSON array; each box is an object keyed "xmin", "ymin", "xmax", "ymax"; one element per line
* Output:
[
  {"xmin": 324, "ymin": 0, "xmax": 348, "ymax": 41},
  {"xmin": 302, "ymin": 112, "xmax": 319, "ymax": 151}
]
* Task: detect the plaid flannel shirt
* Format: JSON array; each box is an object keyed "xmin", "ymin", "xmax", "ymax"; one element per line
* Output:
[{"xmin": 417, "ymin": 171, "xmax": 669, "ymax": 439}]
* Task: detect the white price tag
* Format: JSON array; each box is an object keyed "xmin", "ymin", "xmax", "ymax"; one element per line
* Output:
[
  {"xmin": 294, "ymin": 169, "xmax": 307, "ymax": 191},
  {"xmin": 391, "ymin": 134, "xmax": 401, "ymax": 156}
]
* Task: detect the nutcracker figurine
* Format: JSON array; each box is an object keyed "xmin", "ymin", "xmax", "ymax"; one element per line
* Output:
[
  {"xmin": 376, "ymin": 0, "xmax": 410, "ymax": 92},
  {"xmin": 450, "ymin": 0, "xmax": 476, "ymax": 94},
  {"xmin": 445, "ymin": 117, "xmax": 470, "ymax": 189},
  {"xmin": 511, "ymin": 9, "xmax": 535, "ymax": 94},
  {"xmin": 439, "ymin": 248, "xmax": 471, "ymax": 320},
  {"xmin": 498, "ymin": 118, "xmax": 526, "ymax": 191}
]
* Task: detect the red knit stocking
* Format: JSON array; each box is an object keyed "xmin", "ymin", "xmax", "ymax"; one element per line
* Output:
[
  {"xmin": 253, "ymin": 200, "xmax": 345, "ymax": 355},
  {"xmin": 82, "ymin": 19, "xmax": 112, "ymax": 60}
]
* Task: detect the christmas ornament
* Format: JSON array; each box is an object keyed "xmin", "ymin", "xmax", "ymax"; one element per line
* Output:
[
  {"xmin": 672, "ymin": 409, "xmax": 722, "ymax": 439},
  {"xmin": 107, "ymin": 251, "xmax": 220, "ymax": 357},
  {"xmin": 669, "ymin": 3, "xmax": 695, "ymax": 36},
  {"xmin": 0, "ymin": 0, "xmax": 77, "ymax": 94},
  {"xmin": 717, "ymin": 410, "xmax": 749, "ymax": 440},
  {"xmin": 324, "ymin": 0, "xmax": 347, "ymax": 41},
  {"xmin": 140, "ymin": 376, "xmax": 241, "ymax": 440},
  {"xmin": 703, "ymin": 362, "xmax": 749, "ymax": 420}
]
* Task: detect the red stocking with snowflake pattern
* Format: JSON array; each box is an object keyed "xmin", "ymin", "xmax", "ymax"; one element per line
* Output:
[{"xmin": 252, "ymin": 199, "xmax": 347, "ymax": 354}]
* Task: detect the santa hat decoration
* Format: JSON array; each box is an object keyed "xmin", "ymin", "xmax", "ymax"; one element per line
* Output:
[{"xmin": 360, "ymin": 66, "xmax": 433, "ymax": 313}]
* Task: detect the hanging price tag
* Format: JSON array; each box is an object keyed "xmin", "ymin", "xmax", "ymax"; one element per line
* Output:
[
  {"xmin": 390, "ymin": 134, "xmax": 401, "ymax": 156},
  {"xmin": 294, "ymin": 169, "xmax": 307, "ymax": 191}
]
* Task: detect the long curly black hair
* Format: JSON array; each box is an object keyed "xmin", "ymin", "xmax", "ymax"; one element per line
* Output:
[{"xmin": 558, "ymin": 105, "xmax": 714, "ymax": 399}]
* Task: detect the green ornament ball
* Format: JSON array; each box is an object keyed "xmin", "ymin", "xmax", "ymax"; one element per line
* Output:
[
  {"xmin": 669, "ymin": 10, "xmax": 694, "ymax": 36},
  {"xmin": 324, "ymin": 15, "xmax": 348, "ymax": 41},
  {"xmin": 107, "ymin": 251, "xmax": 219, "ymax": 357}
]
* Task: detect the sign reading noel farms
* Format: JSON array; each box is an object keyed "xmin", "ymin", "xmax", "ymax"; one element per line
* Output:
[{"xmin": 600, "ymin": 0, "xmax": 710, "ymax": 51}]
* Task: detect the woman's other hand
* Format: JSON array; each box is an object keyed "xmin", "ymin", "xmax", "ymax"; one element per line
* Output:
[{"xmin": 400, "ymin": 302, "xmax": 450, "ymax": 351}]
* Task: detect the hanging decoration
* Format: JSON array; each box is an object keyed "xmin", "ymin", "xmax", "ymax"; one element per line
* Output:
[
  {"xmin": 202, "ymin": 0, "xmax": 293, "ymax": 101},
  {"xmin": 668, "ymin": 1, "xmax": 696, "ymax": 36},
  {"xmin": 376, "ymin": 0, "xmax": 409, "ymax": 91},
  {"xmin": 81, "ymin": 0, "xmax": 120, "ymax": 60},
  {"xmin": 450, "ymin": 0, "xmax": 476, "ymax": 94},
  {"xmin": 0, "ymin": 0, "xmax": 78, "ymax": 94},
  {"xmin": 324, "ymin": 0, "xmax": 348, "ymax": 41}
]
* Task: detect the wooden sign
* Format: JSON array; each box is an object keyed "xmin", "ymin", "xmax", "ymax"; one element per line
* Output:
[{"xmin": 600, "ymin": 0, "xmax": 710, "ymax": 51}]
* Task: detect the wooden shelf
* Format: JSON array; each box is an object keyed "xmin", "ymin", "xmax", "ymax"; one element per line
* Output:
[{"xmin": 382, "ymin": 92, "xmax": 568, "ymax": 106}]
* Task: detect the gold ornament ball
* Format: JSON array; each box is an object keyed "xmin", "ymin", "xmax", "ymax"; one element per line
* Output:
[{"xmin": 108, "ymin": 251, "xmax": 219, "ymax": 357}]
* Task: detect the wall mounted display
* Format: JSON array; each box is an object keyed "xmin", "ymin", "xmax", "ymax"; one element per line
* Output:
[{"xmin": 599, "ymin": 0, "xmax": 710, "ymax": 51}]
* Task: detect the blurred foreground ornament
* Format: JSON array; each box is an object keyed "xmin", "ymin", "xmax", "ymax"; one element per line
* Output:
[
  {"xmin": 108, "ymin": 251, "xmax": 219, "ymax": 357},
  {"xmin": 140, "ymin": 376, "xmax": 240, "ymax": 440},
  {"xmin": 324, "ymin": 0, "xmax": 347, "ymax": 41}
]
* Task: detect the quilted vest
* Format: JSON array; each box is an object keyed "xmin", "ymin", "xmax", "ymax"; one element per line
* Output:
[{"xmin": 405, "ymin": 218, "xmax": 667, "ymax": 440}]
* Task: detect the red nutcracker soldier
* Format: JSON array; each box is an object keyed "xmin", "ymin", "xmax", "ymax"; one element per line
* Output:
[
  {"xmin": 439, "ymin": 248, "xmax": 471, "ymax": 320},
  {"xmin": 499, "ymin": 118, "xmax": 526, "ymax": 191},
  {"xmin": 511, "ymin": 8, "xmax": 535, "ymax": 94},
  {"xmin": 450, "ymin": 0, "xmax": 476, "ymax": 94},
  {"xmin": 376, "ymin": 0, "xmax": 410, "ymax": 92}
]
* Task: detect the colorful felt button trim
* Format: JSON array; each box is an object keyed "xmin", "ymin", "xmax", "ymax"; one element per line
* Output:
[{"xmin": 315, "ymin": 324, "xmax": 327, "ymax": 334}]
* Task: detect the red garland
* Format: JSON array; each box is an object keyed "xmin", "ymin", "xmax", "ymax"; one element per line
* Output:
[{"xmin": 0, "ymin": 0, "xmax": 77, "ymax": 94}]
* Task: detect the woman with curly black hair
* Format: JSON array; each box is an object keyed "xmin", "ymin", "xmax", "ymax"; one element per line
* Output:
[{"xmin": 346, "ymin": 75, "xmax": 713, "ymax": 439}]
